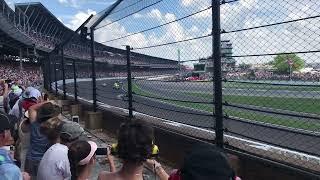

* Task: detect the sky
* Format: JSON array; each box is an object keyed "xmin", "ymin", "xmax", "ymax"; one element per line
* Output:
[{"xmin": 4, "ymin": 0, "xmax": 320, "ymax": 66}]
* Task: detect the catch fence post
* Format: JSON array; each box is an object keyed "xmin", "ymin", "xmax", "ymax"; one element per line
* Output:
[
  {"xmin": 126, "ymin": 45, "xmax": 133, "ymax": 120},
  {"xmin": 212, "ymin": 0, "xmax": 224, "ymax": 148}
]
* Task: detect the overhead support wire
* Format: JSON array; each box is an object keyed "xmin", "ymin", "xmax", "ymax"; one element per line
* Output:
[
  {"xmin": 226, "ymin": 50, "xmax": 320, "ymax": 58},
  {"xmin": 100, "ymin": 6, "xmax": 212, "ymax": 43},
  {"xmin": 133, "ymin": 34, "xmax": 211, "ymax": 50},
  {"xmin": 222, "ymin": 15, "xmax": 320, "ymax": 34},
  {"xmin": 95, "ymin": 0, "xmax": 164, "ymax": 30}
]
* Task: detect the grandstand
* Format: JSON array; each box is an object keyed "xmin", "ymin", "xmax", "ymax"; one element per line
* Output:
[{"xmin": 0, "ymin": 0, "xmax": 179, "ymax": 79}]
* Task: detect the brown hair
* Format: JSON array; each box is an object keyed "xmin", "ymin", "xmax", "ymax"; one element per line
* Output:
[
  {"xmin": 117, "ymin": 120, "xmax": 154, "ymax": 165},
  {"xmin": 40, "ymin": 116, "xmax": 62, "ymax": 144}
]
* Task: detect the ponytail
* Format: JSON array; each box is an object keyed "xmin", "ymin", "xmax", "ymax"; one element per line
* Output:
[
  {"xmin": 68, "ymin": 141, "xmax": 91, "ymax": 180},
  {"xmin": 68, "ymin": 149, "xmax": 79, "ymax": 180}
]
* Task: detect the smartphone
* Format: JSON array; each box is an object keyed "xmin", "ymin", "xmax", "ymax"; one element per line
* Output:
[
  {"xmin": 96, "ymin": 147, "xmax": 108, "ymax": 156},
  {"xmin": 72, "ymin": 116, "xmax": 79, "ymax": 123},
  {"xmin": 4, "ymin": 79, "xmax": 12, "ymax": 84},
  {"xmin": 43, "ymin": 93, "xmax": 48, "ymax": 101}
]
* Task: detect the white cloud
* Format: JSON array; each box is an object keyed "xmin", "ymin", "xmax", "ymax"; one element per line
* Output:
[
  {"xmin": 64, "ymin": 9, "xmax": 97, "ymax": 30},
  {"xmin": 148, "ymin": 9, "xmax": 162, "ymax": 20},
  {"xmin": 57, "ymin": 0, "xmax": 79, "ymax": 8},
  {"xmin": 61, "ymin": 0, "xmax": 320, "ymax": 66},
  {"xmin": 133, "ymin": 13, "xmax": 143, "ymax": 19},
  {"xmin": 181, "ymin": 0, "xmax": 193, "ymax": 6}
]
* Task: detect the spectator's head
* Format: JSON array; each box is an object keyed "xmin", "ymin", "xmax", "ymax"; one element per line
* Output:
[
  {"xmin": 68, "ymin": 141, "xmax": 97, "ymax": 180},
  {"xmin": 37, "ymin": 102, "xmax": 61, "ymax": 123},
  {"xmin": 40, "ymin": 116, "xmax": 62, "ymax": 144},
  {"xmin": 22, "ymin": 87, "xmax": 41, "ymax": 102},
  {"xmin": 0, "ymin": 113, "xmax": 15, "ymax": 146},
  {"xmin": 10, "ymin": 85, "xmax": 22, "ymax": 96},
  {"xmin": 117, "ymin": 120, "xmax": 154, "ymax": 165},
  {"xmin": 60, "ymin": 121, "xmax": 86, "ymax": 145},
  {"xmin": 169, "ymin": 145, "xmax": 235, "ymax": 180},
  {"xmin": 40, "ymin": 118, "xmax": 86, "ymax": 145}
]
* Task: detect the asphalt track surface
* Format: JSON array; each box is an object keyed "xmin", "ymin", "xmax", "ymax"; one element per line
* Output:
[{"xmin": 65, "ymin": 79, "xmax": 320, "ymax": 156}]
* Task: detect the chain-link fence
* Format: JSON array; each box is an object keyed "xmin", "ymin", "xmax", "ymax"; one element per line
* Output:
[{"xmin": 42, "ymin": 0, "xmax": 320, "ymax": 176}]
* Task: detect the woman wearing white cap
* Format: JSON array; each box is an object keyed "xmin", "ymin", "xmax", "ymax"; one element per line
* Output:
[{"xmin": 68, "ymin": 140, "xmax": 97, "ymax": 180}]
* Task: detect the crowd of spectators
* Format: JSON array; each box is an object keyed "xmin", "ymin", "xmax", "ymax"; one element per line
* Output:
[
  {"xmin": 0, "ymin": 62, "xmax": 42, "ymax": 87},
  {"xmin": 0, "ymin": 77, "xmax": 241, "ymax": 180},
  {"xmin": 225, "ymin": 70, "xmax": 320, "ymax": 82}
]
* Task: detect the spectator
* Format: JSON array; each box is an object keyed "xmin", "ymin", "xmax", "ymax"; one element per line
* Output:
[
  {"xmin": 7, "ymin": 85, "xmax": 23, "ymax": 110},
  {"xmin": 98, "ymin": 120, "xmax": 169, "ymax": 180},
  {"xmin": 16, "ymin": 111, "xmax": 31, "ymax": 173},
  {"xmin": 25, "ymin": 102, "xmax": 61, "ymax": 179},
  {"xmin": 9, "ymin": 87, "xmax": 41, "ymax": 120},
  {"xmin": 0, "ymin": 63, "xmax": 42, "ymax": 87},
  {"xmin": 37, "ymin": 118, "xmax": 86, "ymax": 180},
  {"xmin": 0, "ymin": 112, "xmax": 23, "ymax": 179},
  {"xmin": 68, "ymin": 140, "xmax": 97, "ymax": 180},
  {"xmin": 168, "ymin": 145, "xmax": 240, "ymax": 180}
]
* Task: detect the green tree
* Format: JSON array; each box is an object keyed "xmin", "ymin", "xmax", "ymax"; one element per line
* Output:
[{"xmin": 272, "ymin": 54, "xmax": 304, "ymax": 73}]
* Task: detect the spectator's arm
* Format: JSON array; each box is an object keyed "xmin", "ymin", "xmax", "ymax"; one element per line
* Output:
[
  {"xmin": 28, "ymin": 101, "xmax": 49, "ymax": 123},
  {"xmin": 22, "ymin": 172, "xmax": 31, "ymax": 180},
  {"xmin": 145, "ymin": 159, "xmax": 169, "ymax": 180},
  {"xmin": 106, "ymin": 149, "xmax": 116, "ymax": 172}
]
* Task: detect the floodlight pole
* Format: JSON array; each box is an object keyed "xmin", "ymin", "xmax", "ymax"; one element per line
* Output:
[{"xmin": 212, "ymin": 0, "xmax": 224, "ymax": 148}]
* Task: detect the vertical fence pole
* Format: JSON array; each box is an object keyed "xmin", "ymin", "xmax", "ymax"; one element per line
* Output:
[
  {"xmin": 212, "ymin": 0, "xmax": 223, "ymax": 148},
  {"xmin": 73, "ymin": 59, "xmax": 78, "ymax": 102},
  {"xmin": 54, "ymin": 59, "xmax": 58, "ymax": 96},
  {"xmin": 126, "ymin": 45, "xmax": 133, "ymax": 119},
  {"xmin": 90, "ymin": 28, "xmax": 97, "ymax": 112},
  {"xmin": 61, "ymin": 47, "xmax": 66, "ymax": 100},
  {"xmin": 48, "ymin": 56, "xmax": 52, "ymax": 92}
]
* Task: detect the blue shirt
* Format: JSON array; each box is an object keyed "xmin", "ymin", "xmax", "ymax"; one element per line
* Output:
[
  {"xmin": 0, "ymin": 148, "xmax": 22, "ymax": 180},
  {"xmin": 27, "ymin": 121, "xmax": 50, "ymax": 161}
]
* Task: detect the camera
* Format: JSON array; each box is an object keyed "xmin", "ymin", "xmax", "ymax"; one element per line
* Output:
[
  {"xmin": 96, "ymin": 147, "xmax": 108, "ymax": 156},
  {"xmin": 72, "ymin": 116, "xmax": 79, "ymax": 123},
  {"xmin": 4, "ymin": 79, "xmax": 12, "ymax": 84}
]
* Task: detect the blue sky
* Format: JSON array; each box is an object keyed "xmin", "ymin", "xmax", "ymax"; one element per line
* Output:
[
  {"xmin": 5, "ymin": 0, "xmax": 115, "ymax": 25},
  {"xmin": 4, "ymin": 0, "xmax": 320, "ymax": 65}
]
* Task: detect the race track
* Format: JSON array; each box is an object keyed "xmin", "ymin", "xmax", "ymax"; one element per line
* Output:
[{"xmin": 65, "ymin": 79, "xmax": 320, "ymax": 156}]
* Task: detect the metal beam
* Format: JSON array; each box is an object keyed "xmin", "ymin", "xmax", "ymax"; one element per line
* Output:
[
  {"xmin": 30, "ymin": 10, "xmax": 40, "ymax": 27},
  {"xmin": 39, "ymin": 19, "xmax": 48, "ymax": 34},
  {"xmin": 50, "ymin": 14, "xmax": 93, "ymax": 53},
  {"xmin": 91, "ymin": 0, "xmax": 123, "ymax": 29},
  {"xmin": 34, "ymin": 15, "xmax": 44, "ymax": 31}
]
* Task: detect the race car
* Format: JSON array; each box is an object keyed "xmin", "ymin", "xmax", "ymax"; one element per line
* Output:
[{"xmin": 113, "ymin": 81, "xmax": 121, "ymax": 90}]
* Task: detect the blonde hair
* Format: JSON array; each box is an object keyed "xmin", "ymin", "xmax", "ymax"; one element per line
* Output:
[{"xmin": 40, "ymin": 116, "xmax": 62, "ymax": 143}]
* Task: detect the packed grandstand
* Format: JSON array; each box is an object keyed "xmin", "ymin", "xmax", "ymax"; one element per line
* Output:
[{"xmin": 0, "ymin": 0, "xmax": 179, "ymax": 82}]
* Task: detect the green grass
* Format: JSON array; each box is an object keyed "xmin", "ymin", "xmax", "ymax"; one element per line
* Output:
[
  {"xmin": 132, "ymin": 83, "xmax": 320, "ymax": 132},
  {"xmin": 223, "ymin": 82, "xmax": 320, "ymax": 92},
  {"xmin": 186, "ymin": 92, "xmax": 320, "ymax": 115}
]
